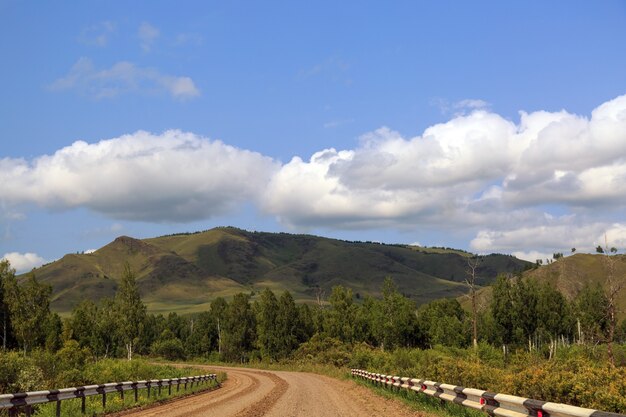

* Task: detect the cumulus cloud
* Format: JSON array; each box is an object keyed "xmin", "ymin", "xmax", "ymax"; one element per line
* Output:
[
  {"xmin": 471, "ymin": 220, "xmax": 626, "ymax": 258},
  {"xmin": 2, "ymin": 252, "xmax": 46, "ymax": 273},
  {"xmin": 0, "ymin": 130, "xmax": 278, "ymax": 222},
  {"xmin": 262, "ymin": 93, "xmax": 626, "ymax": 255},
  {"xmin": 49, "ymin": 58, "xmax": 200, "ymax": 99},
  {"xmin": 4, "ymin": 93, "xmax": 626, "ymax": 257}
]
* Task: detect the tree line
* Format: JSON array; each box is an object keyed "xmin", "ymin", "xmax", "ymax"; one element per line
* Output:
[{"xmin": 1, "ymin": 258, "xmax": 625, "ymax": 363}]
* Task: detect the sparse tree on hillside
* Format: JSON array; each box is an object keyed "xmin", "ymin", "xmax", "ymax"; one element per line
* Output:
[
  {"xmin": 574, "ymin": 284, "xmax": 607, "ymax": 344},
  {"xmin": 465, "ymin": 256, "xmax": 481, "ymax": 350},
  {"xmin": 114, "ymin": 263, "xmax": 147, "ymax": 361},
  {"xmin": 601, "ymin": 236, "xmax": 623, "ymax": 367}
]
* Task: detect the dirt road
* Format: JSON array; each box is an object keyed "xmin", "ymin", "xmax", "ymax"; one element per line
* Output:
[{"xmin": 120, "ymin": 366, "xmax": 419, "ymax": 416}]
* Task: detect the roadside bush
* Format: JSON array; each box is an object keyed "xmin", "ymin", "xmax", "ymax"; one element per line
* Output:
[
  {"xmin": 151, "ymin": 338, "xmax": 186, "ymax": 361},
  {"xmin": 294, "ymin": 335, "xmax": 350, "ymax": 366},
  {"xmin": 0, "ymin": 351, "xmax": 45, "ymax": 392},
  {"xmin": 349, "ymin": 343, "xmax": 388, "ymax": 370}
]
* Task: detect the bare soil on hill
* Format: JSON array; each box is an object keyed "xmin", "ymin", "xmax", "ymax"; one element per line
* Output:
[{"xmin": 119, "ymin": 365, "xmax": 419, "ymax": 417}]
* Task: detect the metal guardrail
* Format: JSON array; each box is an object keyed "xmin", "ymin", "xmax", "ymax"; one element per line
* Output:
[
  {"xmin": 0, "ymin": 374, "xmax": 218, "ymax": 417},
  {"xmin": 352, "ymin": 369, "xmax": 625, "ymax": 417}
]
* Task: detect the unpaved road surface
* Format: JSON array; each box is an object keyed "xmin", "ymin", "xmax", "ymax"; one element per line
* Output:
[{"xmin": 120, "ymin": 366, "xmax": 419, "ymax": 416}]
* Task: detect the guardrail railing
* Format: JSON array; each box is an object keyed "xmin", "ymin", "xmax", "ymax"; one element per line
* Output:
[
  {"xmin": 352, "ymin": 369, "xmax": 625, "ymax": 417},
  {"xmin": 0, "ymin": 374, "xmax": 218, "ymax": 417}
]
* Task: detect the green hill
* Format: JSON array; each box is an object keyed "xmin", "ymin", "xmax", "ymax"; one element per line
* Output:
[
  {"xmin": 459, "ymin": 253, "xmax": 626, "ymax": 319},
  {"xmin": 26, "ymin": 227, "xmax": 530, "ymax": 315}
]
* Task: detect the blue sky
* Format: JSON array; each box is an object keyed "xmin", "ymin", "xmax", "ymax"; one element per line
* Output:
[{"xmin": 1, "ymin": 0, "xmax": 626, "ymax": 272}]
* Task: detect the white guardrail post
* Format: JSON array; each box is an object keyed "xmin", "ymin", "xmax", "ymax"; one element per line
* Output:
[
  {"xmin": 351, "ymin": 369, "xmax": 626, "ymax": 417},
  {"xmin": 0, "ymin": 374, "xmax": 218, "ymax": 416}
]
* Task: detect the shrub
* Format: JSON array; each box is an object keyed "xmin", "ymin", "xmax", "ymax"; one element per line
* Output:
[{"xmin": 151, "ymin": 338, "xmax": 186, "ymax": 361}]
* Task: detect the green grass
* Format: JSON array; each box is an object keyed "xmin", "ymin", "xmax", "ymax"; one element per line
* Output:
[
  {"xmin": 352, "ymin": 376, "xmax": 484, "ymax": 417},
  {"xmin": 32, "ymin": 374, "xmax": 225, "ymax": 417},
  {"xmin": 459, "ymin": 253, "xmax": 626, "ymax": 319},
  {"xmin": 24, "ymin": 227, "xmax": 530, "ymax": 315}
]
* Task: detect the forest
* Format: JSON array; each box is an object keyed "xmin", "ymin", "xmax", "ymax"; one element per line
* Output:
[{"xmin": 1, "ymin": 257, "xmax": 626, "ymax": 411}]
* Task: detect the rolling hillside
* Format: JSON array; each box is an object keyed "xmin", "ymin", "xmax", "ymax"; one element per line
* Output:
[
  {"xmin": 26, "ymin": 227, "xmax": 530, "ymax": 314},
  {"xmin": 460, "ymin": 253, "xmax": 626, "ymax": 319}
]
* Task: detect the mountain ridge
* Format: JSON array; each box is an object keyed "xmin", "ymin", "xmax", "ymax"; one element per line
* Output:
[{"xmin": 24, "ymin": 227, "xmax": 531, "ymax": 315}]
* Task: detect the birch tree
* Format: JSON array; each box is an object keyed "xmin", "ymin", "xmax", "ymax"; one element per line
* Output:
[{"xmin": 114, "ymin": 263, "xmax": 146, "ymax": 361}]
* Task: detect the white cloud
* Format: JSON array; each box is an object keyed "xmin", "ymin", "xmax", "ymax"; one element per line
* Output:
[
  {"xmin": 0, "ymin": 130, "xmax": 279, "ymax": 222},
  {"xmin": 469, "ymin": 219, "xmax": 626, "ymax": 255},
  {"xmin": 262, "ymin": 93, "xmax": 626, "ymax": 255},
  {"xmin": 4, "ymin": 93, "xmax": 626, "ymax": 258},
  {"xmin": 2, "ymin": 252, "xmax": 46, "ymax": 273},
  {"xmin": 49, "ymin": 58, "xmax": 200, "ymax": 99},
  {"xmin": 138, "ymin": 22, "xmax": 159, "ymax": 52}
]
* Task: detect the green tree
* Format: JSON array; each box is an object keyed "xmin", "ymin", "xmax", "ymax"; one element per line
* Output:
[
  {"xmin": 222, "ymin": 293, "xmax": 256, "ymax": 362},
  {"xmin": 353, "ymin": 296, "xmax": 376, "ymax": 345},
  {"xmin": 295, "ymin": 303, "xmax": 315, "ymax": 344},
  {"xmin": 95, "ymin": 298, "xmax": 121, "ymax": 358},
  {"xmin": 490, "ymin": 275, "xmax": 515, "ymax": 346},
  {"xmin": 465, "ymin": 256, "xmax": 481, "ymax": 349},
  {"xmin": 45, "ymin": 313, "xmax": 63, "ymax": 352},
  {"xmin": 68, "ymin": 300, "xmax": 98, "ymax": 349},
  {"xmin": 0, "ymin": 260, "xmax": 16, "ymax": 349},
  {"xmin": 323, "ymin": 286, "xmax": 357, "ymax": 342},
  {"xmin": 114, "ymin": 264, "xmax": 146, "ymax": 360},
  {"xmin": 417, "ymin": 298, "xmax": 466, "ymax": 348},
  {"xmin": 211, "ymin": 297, "xmax": 228, "ymax": 355},
  {"xmin": 256, "ymin": 288, "xmax": 279, "ymax": 360},
  {"xmin": 276, "ymin": 291, "xmax": 298, "ymax": 358},
  {"xmin": 536, "ymin": 282, "xmax": 574, "ymax": 346},
  {"xmin": 372, "ymin": 277, "xmax": 418, "ymax": 350},
  {"xmin": 4, "ymin": 272, "xmax": 52, "ymax": 353},
  {"xmin": 186, "ymin": 311, "xmax": 218, "ymax": 357},
  {"xmin": 150, "ymin": 328, "xmax": 185, "ymax": 360},
  {"xmin": 513, "ymin": 278, "xmax": 540, "ymax": 347},
  {"xmin": 574, "ymin": 284, "xmax": 608, "ymax": 344}
]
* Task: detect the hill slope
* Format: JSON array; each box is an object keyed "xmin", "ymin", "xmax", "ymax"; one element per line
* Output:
[
  {"xmin": 460, "ymin": 253, "xmax": 626, "ymax": 319},
  {"xmin": 27, "ymin": 227, "xmax": 530, "ymax": 314}
]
